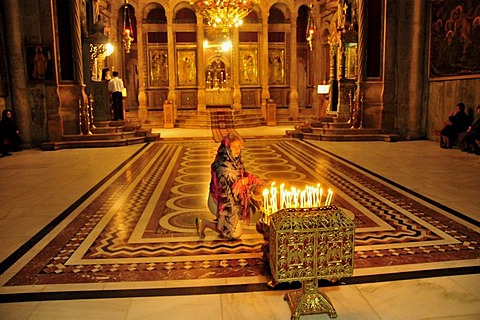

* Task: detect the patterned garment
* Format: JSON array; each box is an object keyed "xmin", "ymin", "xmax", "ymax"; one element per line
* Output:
[{"xmin": 209, "ymin": 134, "xmax": 261, "ymax": 239}]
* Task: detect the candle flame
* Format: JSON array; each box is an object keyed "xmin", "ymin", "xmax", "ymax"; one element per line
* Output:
[{"xmin": 262, "ymin": 182, "xmax": 334, "ymax": 216}]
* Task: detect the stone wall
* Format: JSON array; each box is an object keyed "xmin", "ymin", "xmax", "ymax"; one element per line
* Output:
[{"xmin": 427, "ymin": 78, "xmax": 480, "ymax": 141}]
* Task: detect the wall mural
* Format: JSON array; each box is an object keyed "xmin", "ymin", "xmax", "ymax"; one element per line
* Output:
[{"xmin": 430, "ymin": 0, "xmax": 480, "ymax": 77}]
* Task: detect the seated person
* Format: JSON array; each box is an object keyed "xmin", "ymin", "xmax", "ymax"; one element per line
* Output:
[
  {"xmin": 440, "ymin": 102, "xmax": 470, "ymax": 148},
  {"xmin": 195, "ymin": 133, "xmax": 262, "ymax": 240},
  {"xmin": 0, "ymin": 109, "xmax": 22, "ymax": 156},
  {"xmin": 461, "ymin": 104, "xmax": 480, "ymax": 155}
]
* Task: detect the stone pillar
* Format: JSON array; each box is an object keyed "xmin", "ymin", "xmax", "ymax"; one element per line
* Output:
[
  {"xmin": 337, "ymin": 42, "xmax": 354, "ymax": 121},
  {"xmin": 232, "ymin": 27, "xmax": 241, "ymax": 111},
  {"xmin": 289, "ymin": 12, "xmax": 299, "ymax": 120},
  {"xmin": 166, "ymin": 11, "xmax": 176, "ymax": 119},
  {"xmin": 356, "ymin": 0, "xmax": 367, "ymax": 126},
  {"xmin": 260, "ymin": 12, "xmax": 270, "ymax": 119},
  {"xmin": 136, "ymin": 20, "xmax": 148, "ymax": 123},
  {"xmin": 328, "ymin": 45, "xmax": 337, "ymax": 113},
  {"xmin": 3, "ymin": 0, "xmax": 32, "ymax": 146},
  {"xmin": 196, "ymin": 15, "xmax": 206, "ymax": 112},
  {"xmin": 311, "ymin": 13, "xmax": 321, "ymax": 120},
  {"xmin": 406, "ymin": 0, "xmax": 426, "ymax": 139},
  {"xmin": 73, "ymin": 0, "xmax": 90, "ymax": 134}
]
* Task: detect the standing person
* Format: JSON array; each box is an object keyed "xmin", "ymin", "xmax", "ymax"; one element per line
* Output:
[
  {"xmin": 101, "ymin": 68, "xmax": 111, "ymax": 81},
  {"xmin": 0, "ymin": 109, "xmax": 22, "ymax": 157},
  {"xmin": 461, "ymin": 104, "xmax": 480, "ymax": 154},
  {"xmin": 439, "ymin": 102, "xmax": 470, "ymax": 148},
  {"xmin": 108, "ymin": 71, "xmax": 124, "ymax": 120},
  {"xmin": 195, "ymin": 133, "xmax": 262, "ymax": 240}
]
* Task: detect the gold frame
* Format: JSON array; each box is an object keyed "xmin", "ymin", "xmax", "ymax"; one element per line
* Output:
[
  {"xmin": 177, "ymin": 50, "xmax": 197, "ymax": 86},
  {"xmin": 240, "ymin": 49, "xmax": 258, "ymax": 84},
  {"xmin": 345, "ymin": 43, "xmax": 357, "ymax": 80},
  {"xmin": 268, "ymin": 49, "xmax": 285, "ymax": 85},
  {"xmin": 148, "ymin": 48, "xmax": 168, "ymax": 87}
]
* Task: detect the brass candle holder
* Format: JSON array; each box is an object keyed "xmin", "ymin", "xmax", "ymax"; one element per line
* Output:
[{"xmin": 267, "ymin": 206, "xmax": 355, "ymax": 319}]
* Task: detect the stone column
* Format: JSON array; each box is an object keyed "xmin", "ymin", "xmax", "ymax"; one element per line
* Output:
[
  {"xmin": 336, "ymin": 37, "xmax": 353, "ymax": 121},
  {"xmin": 232, "ymin": 27, "xmax": 242, "ymax": 111},
  {"xmin": 260, "ymin": 12, "xmax": 270, "ymax": 119},
  {"xmin": 196, "ymin": 15, "xmax": 206, "ymax": 112},
  {"xmin": 356, "ymin": 0, "xmax": 366, "ymax": 125},
  {"xmin": 166, "ymin": 11, "xmax": 176, "ymax": 118},
  {"xmin": 328, "ymin": 45, "xmax": 337, "ymax": 112},
  {"xmin": 3, "ymin": 0, "xmax": 32, "ymax": 146},
  {"xmin": 311, "ymin": 13, "xmax": 320, "ymax": 119},
  {"xmin": 136, "ymin": 20, "xmax": 148, "ymax": 123},
  {"xmin": 289, "ymin": 12, "xmax": 299, "ymax": 120},
  {"xmin": 406, "ymin": 0, "xmax": 426, "ymax": 139},
  {"xmin": 72, "ymin": 0, "xmax": 90, "ymax": 134}
]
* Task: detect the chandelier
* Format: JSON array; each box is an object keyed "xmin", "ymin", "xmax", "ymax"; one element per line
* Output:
[
  {"xmin": 122, "ymin": 0, "xmax": 134, "ymax": 53},
  {"xmin": 191, "ymin": 0, "xmax": 258, "ymax": 30},
  {"xmin": 306, "ymin": 4, "xmax": 316, "ymax": 51}
]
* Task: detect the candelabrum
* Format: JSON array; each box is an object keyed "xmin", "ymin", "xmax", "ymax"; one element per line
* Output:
[
  {"xmin": 358, "ymin": 93, "xmax": 364, "ymax": 128},
  {"xmin": 79, "ymin": 99, "xmax": 92, "ymax": 135},
  {"xmin": 88, "ymin": 94, "xmax": 96, "ymax": 129},
  {"xmin": 267, "ymin": 206, "xmax": 355, "ymax": 319},
  {"xmin": 348, "ymin": 89, "xmax": 355, "ymax": 127},
  {"xmin": 78, "ymin": 101, "xmax": 83, "ymax": 134}
]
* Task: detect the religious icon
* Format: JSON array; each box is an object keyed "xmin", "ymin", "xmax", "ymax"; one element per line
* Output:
[
  {"xmin": 268, "ymin": 50, "xmax": 285, "ymax": 85},
  {"xmin": 26, "ymin": 46, "xmax": 53, "ymax": 81},
  {"xmin": 240, "ymin": 49, "xmax": 258, "ymax": 84},
  {"xmin": 149, "ymin": 50, "xmax": 168, "ymax": 86},
  {"xmin": 177, "ymin": 50, "xmax": 197, "ymax": 86}
]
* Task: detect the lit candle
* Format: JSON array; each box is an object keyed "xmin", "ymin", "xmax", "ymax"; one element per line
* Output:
[
  {"xmin": 292, "ymin": 187, "xmax": 299, "ymax": 208},
  {"xmin": 279, "ymin": 183, "xmax": 285, "ymax": 210},
  {"xmin": 319, "ymin": 188, "xmax": 323, "ymax": 207},
  {"xmin": 310, "ymin": 185, "xmax": 315, "ymax": 207},
  {"xmin": 315, "ymin": 184, "xmax": 321, "ymax": 207},
  {"xmin": 270, "ymin": 182, "xmax": 278, "ymax": 213},
  {"xmin": 263, "ymin": 189, "xmax": 269, "ymax": 214},
  {"xmin": 325, "ymin": 188, "xmax": 333, "ymax": 206}
]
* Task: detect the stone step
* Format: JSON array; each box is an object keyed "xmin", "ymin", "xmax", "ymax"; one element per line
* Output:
[
  {"xmin": 138, "ymin": 108, "xmax": 316, "ymax": 129},
  {"xmin": 41, "ymin": 137, "xmax": 148, "ymax": 151},
  {"xmin": 91, "ymin": 126, "xmax": 127, "ymax": 134},
  {"xmin": 94, "ymin": 120, "xmax": 125, "ymax": 128},
  {"xmin": 62, "ymin": 132, "xmax": 137, "ymax": 141},
  {"xmin": 301, "ymin": 132, "xmax": 398, "ymax": 142},
  {"xmin": 311, "ymin": 127, "xmax": 382, "ymax": 135},
  {"xmin": 41, "ymin": 122, "xmax": 160, "ymax": 150},
  {"xmin": 320, "ymin": 122, "xmax": 353, "ymax": 129}
]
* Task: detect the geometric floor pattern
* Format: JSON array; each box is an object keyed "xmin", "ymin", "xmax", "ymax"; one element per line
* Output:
[{"xmin": 5, "ymin": 139, "xmax": 480, "ymax": 286}]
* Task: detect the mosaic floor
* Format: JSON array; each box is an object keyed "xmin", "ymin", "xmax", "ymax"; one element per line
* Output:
[{"xmin": 5, "ymin": 139, "xmax": 480, "ymax": 287}]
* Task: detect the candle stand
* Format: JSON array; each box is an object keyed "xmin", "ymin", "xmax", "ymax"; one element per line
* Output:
[{"xmin": 267, "ymin": 206, "xmax": 355, "ymax": 319}]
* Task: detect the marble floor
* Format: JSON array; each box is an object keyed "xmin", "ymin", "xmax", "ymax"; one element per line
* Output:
[{"xmin": 0, "ymin": 126, "xmax": 479, "ymax": 320}]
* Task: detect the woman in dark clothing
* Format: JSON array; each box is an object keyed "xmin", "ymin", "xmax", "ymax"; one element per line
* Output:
[
  {"xmin": 440, "ymin": 102, "xmax": 470, "ymax": 148},
  {"xmin": 0, "ymin": 109, "xmax": 22, "ymax": 156},
  {"xmin": 462, "ymin": 104, "xmax": 480, "ymax": 154},
  {"xmin": 195, "ymin": 133, "xmax": 262, "ymax": 240}
]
